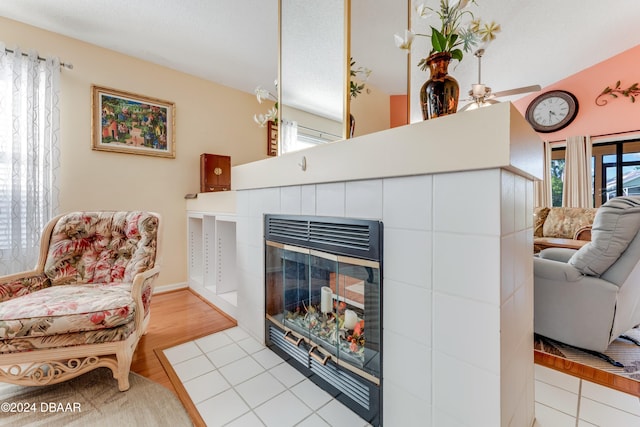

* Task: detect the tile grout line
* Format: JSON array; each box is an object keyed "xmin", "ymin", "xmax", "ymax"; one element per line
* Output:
[
  {"xmin": 575, "ymin": 379, "xmax": 582, "ymax": 427},
  {"xmin": 172, "ymin": 327, "xmax": 367, "ymax": 426},
  {"xmin": 210, "ymin": 352, "xmax": 334, "ymax": 426}
]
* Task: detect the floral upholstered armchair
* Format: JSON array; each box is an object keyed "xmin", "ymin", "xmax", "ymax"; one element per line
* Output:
[{"xmin": 0, "ymin": 211, "xmax": 161, "ymax": 391}]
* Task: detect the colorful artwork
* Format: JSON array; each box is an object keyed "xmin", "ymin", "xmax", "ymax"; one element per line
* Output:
[{"xmin": 91, "ymin": 86, "xmax": 175, "ymax": 158}]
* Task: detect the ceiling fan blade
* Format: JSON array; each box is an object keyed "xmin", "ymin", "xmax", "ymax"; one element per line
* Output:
[{"xmin": 492, "ymin": 84, "xmax": 542, "ymax": 99}]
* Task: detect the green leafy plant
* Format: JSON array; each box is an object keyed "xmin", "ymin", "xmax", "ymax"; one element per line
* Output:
[
  {"xmin": 350, "ymin": 58, "xmax": 371, "ymax": 99},
  {"xmin": 394, "ymin": 0, "xmax": 500, "ymax": 71},
  {"xmin": 596, "ymin": 80, "xmax": 640, "ymax": 106}
]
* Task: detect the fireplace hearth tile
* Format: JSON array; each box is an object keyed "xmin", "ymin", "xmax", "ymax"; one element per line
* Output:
[
  {"xmin": 183, "ymin": 370, "xmax": 230, "ymax": 404},
  {"xmin": 234, "ymin": 371, "xmax": 286, "ymax": 407},
  {"xmin": 196, "ymin": 389, "xmax": 250, "ymax": 427},
  {"xmin": 268, "ymin": 362, "xmax": 306, "ymax": 388},
  {"xmin": 173, "ymin": 354, "xmax": 215, "ymax": 383},
  {"xmin": 195, "ymin": 331, "xmax": 233, "ymax": 353},
  {"xmin": 165, "ymin": 327, "xmax": 372, "ymax": 427},
  {"xmin": 291, "ymin": 379, "xmax": 333, "ymax": 410},
  {"xmin": 219, "ymin": 356, "xmax": 265, "ymax": 386},
  {"xmin": 317, "ymin": 399, "xmax": 371, "ymax": 427},
  {"xmin": 225, "ymin": 411, "xmax": 264, "ymax": 427},
  {"xmin": 252, "ymin": 348, "xmax": 284, "ymax": 370},
  {"xmin": 237, "ymin": 336, "xmax": 264, "ymax": 354},
  {"xmin": 297, "ymin": 414, "xmax": 331, "ymax": 427},
  {"xmin": 254, "ymin": 390, "xmax": 312, "ymax": 427},
  {"xmin": 206, "ymin": 342, "xmax": 247, "ymax": 368},
  {"xmin": 225, "ymin": 326, "xmax": 251, "ymax": 341},
  {"xmin": 162, "ymin": 340, "xmax": 202, "ymax": 365}
]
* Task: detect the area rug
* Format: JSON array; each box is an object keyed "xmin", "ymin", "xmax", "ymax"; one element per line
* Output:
[
  {"xmin": 0, "ymin": 367, "xmax": 193, "ymax": 426},
  {"xmin": 535, "ymin": 326, "xmax": 640, "ymax": 382}
]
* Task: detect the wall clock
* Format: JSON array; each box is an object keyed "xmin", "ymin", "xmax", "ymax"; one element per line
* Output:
[{"xmin": 525, "ymin": 90, "xmax": 579, "ymax": 133}]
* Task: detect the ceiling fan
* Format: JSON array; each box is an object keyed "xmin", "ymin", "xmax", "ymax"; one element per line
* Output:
[{"xmin": 459, "ymin": 49, "xmax": 541, "ymax": 112}]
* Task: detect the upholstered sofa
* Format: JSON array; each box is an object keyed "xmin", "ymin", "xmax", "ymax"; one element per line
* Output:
[
  {"xmin": 534, "ymin": 206, "xmax": 598, "ymax": 252},
  {"xmin": 0, "ymin": 211, "xmax": 161, "ymax": 391}
]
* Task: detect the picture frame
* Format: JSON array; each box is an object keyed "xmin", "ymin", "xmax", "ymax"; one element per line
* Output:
[{"xmin": 91, "ymin": 85, "xmax": 175, "ymax": 158}]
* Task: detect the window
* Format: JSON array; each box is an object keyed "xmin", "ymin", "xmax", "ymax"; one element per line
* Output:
[
  {"xmin": 550, "ymin": 146, "xmax": 597, "ymax": 207},
  {"xmin": 550, "ymin": 139, "xmax": 640, "ymax": 208},
  {"xmin": 549, "ymin": 153, "xmax": 565, "ymax": 207},
  {"xmin": 593, "ymin": 140, "xmax": 640, "ymax": 206},
  {"xmin": 0, "ymin": 76, "xmax": 46, "ymax": 247},
  {"xmin": 0, "ymin": 51, "xmax": 60, "ymax": 275}
]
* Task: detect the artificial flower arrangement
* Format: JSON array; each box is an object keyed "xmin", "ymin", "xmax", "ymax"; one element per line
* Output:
[
  {"xmin": 394, "ymin": 0, "xmax": 500, "ymax": 70},
  {"xmin": 253, "ymin": 81, "xmax": 278, "ymax": 127},
  {"xmin": 253, "ymin": 60, "xmax": 371, "ymax": 128}
]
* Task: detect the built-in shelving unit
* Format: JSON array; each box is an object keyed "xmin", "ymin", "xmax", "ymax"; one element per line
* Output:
[{"xmin": 187, "ymin": 211, "xmax": 237, "ymax": 318}]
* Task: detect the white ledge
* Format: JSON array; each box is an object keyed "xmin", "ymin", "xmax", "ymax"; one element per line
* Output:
[{"xmin": 232, "ymin": 102, "xmax": 542, "ymax": 191}]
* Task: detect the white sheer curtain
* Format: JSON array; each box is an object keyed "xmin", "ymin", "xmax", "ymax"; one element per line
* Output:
[
  {"xmin": 562, "ymin": 135, "xmax": 593, "ymax": 208},
  {"xmin": 0, "ymin": 44, "xmax": 61, "ymax": 275},
  {"xmin": 280, "ymin": 119, "xmax": 298, "ymax": 154},
  {"xmin": 534, "ymin": 140, "xmax": 552, "ymax": 207}
]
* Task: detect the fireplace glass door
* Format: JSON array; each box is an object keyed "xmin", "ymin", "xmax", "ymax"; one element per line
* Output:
[{"xmin": 266, "ymin": 241, "xmax": 381, "ymax": 380}]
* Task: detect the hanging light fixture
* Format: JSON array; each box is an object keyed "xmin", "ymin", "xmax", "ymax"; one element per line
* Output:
[{"xmin": 459, "ymin": 49, "xmax": 541, "ymax": 111}]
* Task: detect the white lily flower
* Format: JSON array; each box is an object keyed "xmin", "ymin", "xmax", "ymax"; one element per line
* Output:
[
  {"xmin": 449, "ymin": 0, "xmax": 470, "ymax": 11},
  {"xmin": 254, "ymin": 113, "xmax": 268, "ymax": 127},
  {"xmin": 415, "ymin": 3, "xmax": 432, "ymax": 18},
  {"xmin": 254, "ymin": 107, "xmax": 278, "ymax": 128},
  {"xmin": 255, "ymin": 86, "xmax": 270, "ymax": 104},
  {"xmin": 394, "ymin": 30, "xmax": 415, "ymax": 51},
  {"xmin": 265, "ymin": 107, "xmax": 277, "ymax": 121}
]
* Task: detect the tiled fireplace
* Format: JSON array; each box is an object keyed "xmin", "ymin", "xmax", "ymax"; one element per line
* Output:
[
  {"xmin": 264, "ymin": 214, "xmax": 383, "ymax": 426},
  {"xmin": 221, "ymin": 103, "xmax": 541, "ymax": 426},
  {"xmin": 231, "ymin": 168, "xmax": 536, "ymax": 425}
]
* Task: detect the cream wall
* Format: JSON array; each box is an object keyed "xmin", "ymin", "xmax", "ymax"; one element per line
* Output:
[
  {"xmin": 349, "ymin": 82, "xmax": 391, "ymax": 138},
  {"xmin": 0, "ymin": 17, "xmax": 269, "ymax": 289}
]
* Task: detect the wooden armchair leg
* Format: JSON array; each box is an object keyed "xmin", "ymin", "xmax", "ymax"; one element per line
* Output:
[{"xmin": 113, "ymin": 334, "xmax": 139, "ymax": 391}]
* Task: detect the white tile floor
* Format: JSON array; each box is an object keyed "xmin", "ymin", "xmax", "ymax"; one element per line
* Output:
[
  {"xmin": 533, "ymin": 364, "xmax": 640, "ymax": 427},
  {"xmin": 163, "ymin": 326, "xmax": 371, "ymax": 427},
  {"xmin": 165, "ymin": 326, "xmax": 640, "ymax": 427}
]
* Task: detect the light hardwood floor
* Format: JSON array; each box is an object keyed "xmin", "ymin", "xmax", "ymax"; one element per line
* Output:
[
  {"xmin": 131, "ymin": 288, "xmax": 236, "ymax": 394},
  {"xmin": 535, "ymin": 349, "xmax": 640, "ymax": 397}
]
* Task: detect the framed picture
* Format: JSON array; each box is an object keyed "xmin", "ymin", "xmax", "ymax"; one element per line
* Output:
[{"xmin": 91, "ymin": 85, "xmax": 175, "ymax": 158}]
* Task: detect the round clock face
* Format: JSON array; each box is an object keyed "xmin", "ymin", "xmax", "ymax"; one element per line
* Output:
[{"xmin": 525, "ymin": 90, "xmax": 579, "ymax": 133}]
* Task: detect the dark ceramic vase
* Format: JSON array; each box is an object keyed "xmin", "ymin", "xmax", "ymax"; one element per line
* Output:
[
  {"xmin": 349, "ymin": 113, "xmax": 355, "ymax": 138},
  {"xmin": 420, "ymin": 52, "xmax": 460, "ymax": 120}
]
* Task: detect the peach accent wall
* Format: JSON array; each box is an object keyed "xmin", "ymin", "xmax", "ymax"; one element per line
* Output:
[
  {"xmin": 0, "ymin": 17, "xmax": 269, "ymax": 289},
  {"xmin": 514, "ymin": 44, "xmax": 640, "ymax": 142}
]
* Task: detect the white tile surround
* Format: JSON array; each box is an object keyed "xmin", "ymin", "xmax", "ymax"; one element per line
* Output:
[{"xmin": 233, "ymin": 168, "xmax": 536, "ymax": 426}]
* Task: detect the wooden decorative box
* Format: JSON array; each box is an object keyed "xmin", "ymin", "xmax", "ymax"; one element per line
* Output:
[{"xmin": 200, "ymin": 153, "xmax": 231, "ymax": 192}]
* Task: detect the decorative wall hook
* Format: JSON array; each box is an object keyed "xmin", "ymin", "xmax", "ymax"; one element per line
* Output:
[{"xmin": 596, "ymin": 80, "xmax": 640, "ymax": 106}]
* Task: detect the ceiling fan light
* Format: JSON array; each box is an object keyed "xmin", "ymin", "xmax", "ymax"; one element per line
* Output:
[
  {"xmin": 459, "ymin": 98, "xmax": 500, "ymax": 112},
  {"xmin": 471, "ymin": 83, "xmax": 492, "ymax": 99},
  {"xmin": 459, "ymin": 102, "xmax": 480, "ymax": 112},
  {"xmin": 471, "ymin": 84, "xmax": 486, "ymax": 98}
]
